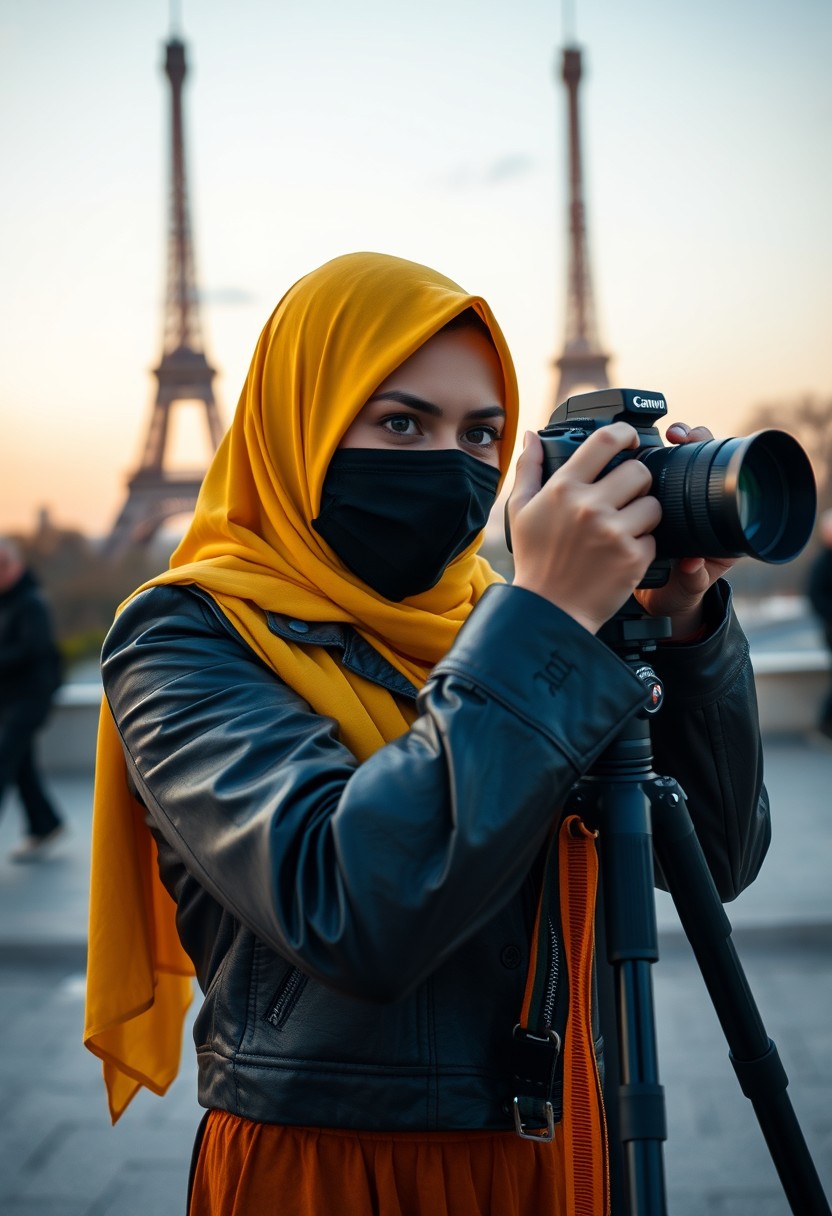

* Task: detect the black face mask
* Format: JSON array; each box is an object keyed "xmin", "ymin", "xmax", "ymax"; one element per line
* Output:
[{"xmin": 312, "ymin": 448, "xmax": 500, "ymax": 602}]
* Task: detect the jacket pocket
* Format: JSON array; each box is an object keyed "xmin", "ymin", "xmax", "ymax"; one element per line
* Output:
[{"xmin": 264, "ymin": 965, "xmax": 308, "ymax": 1030}]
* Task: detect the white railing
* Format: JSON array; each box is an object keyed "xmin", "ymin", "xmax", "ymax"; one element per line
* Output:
[
  {"xmin": 38, "ymin": 682, "xmax": 102, "ymax": 774},
  {"xmin": 750, "ymin": 649, "xmax": 829, "ymax": 737}
]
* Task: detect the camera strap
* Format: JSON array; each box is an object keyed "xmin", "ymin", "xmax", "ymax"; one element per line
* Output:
[
  {"xmin": 511, "ymin": 824, "xmax": 566, "ymax": 1141},
  {"xmin": 510, "ymin": 815, "xmax": 608, "ymax": 1210}
]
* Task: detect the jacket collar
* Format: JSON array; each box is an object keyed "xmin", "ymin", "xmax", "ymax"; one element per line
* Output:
[{"xmin": 266, "ymin": 613, "xmax": 418, "ymax": 701}]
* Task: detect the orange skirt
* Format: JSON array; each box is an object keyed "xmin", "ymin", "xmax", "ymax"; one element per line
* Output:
[
  {"xmin": 189, "ymin": 818, "xmax": 606, "ymax": 1216},
  {"xmin": 189, "ymin": 1111, "xmax": 569, "ymax": 1216}
]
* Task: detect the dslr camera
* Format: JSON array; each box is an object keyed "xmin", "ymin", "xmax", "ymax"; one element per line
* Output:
[{"xmin": 508, "ymin": 387, "xmax": 816, "ymax": 588}]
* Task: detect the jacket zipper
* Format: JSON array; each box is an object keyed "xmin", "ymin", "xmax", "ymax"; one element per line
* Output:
[
  {"xmin": 543, "ymin": 915, "xmax": 560, "ymax": 1030},
  {"xmin": 547, "ymin": 914, "xmax": 570, "ymax": 1123},
  {"xmin": 265, "ymin": 966, "xmax": 307, "ymax": 1029}
]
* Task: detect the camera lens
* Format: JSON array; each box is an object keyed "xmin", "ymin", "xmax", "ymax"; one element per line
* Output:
[
  {"xmin": 737, "ymin": 464, "xmax": 762, "ymax": 539},
  {"xmin": 642, "ymin": 430, "xmax": 816, "ymax": 563}
]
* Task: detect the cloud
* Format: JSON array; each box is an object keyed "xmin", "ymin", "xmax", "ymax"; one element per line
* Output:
[
  {"xmin": 484, "ymin": 154, "xmax": 536, "ymax": 184},
  {"xmin": 436, "ymin": 153, "xmax": 536, "ymax": 191},
  {"xmin": 199, "ymin": 286, "xmax": 258, "ymax": 306}
]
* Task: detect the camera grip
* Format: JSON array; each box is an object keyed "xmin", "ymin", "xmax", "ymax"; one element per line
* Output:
[{"xmin": 540, "ymin": 431, "xmax": 589, "ymax": 485}]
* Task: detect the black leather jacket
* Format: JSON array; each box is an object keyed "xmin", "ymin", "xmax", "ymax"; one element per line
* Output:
[{"xmin": 101, "ymin": 579, "xmax": 769, "ymax": 1131}]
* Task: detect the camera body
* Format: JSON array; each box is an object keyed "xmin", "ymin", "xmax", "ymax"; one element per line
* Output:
[
  {"xmin": 505, "ymin": 386, "xmax": 816, "ymax": 591},
  {"xmin": 540, "ymin": 388, "xmax": 672, "ymax": 587},
  {"xmin": 540, "ymin": 386, "xmax": 667, "ymax": 473}
]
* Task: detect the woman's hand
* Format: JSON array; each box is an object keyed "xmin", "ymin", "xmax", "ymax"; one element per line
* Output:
[
  {"xmin": 508, "ymin": 424, "xmax": 661, "ymax": 634},
  {"xmin": 634, "ymin": 423, "xmax": 737, "ymax": 637}
]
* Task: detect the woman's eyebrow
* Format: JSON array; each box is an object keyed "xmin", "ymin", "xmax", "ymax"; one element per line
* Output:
[
  {"xmin": 466, "ymin": 405, "xmax": 507, "ymax": 421},
  {"xmin": 366, "ymin": 390, "xmax": 442, "ymax": 416},
  {"xmin": 366, "ymin": 390, "xmax": 506, "ymax": 421}
]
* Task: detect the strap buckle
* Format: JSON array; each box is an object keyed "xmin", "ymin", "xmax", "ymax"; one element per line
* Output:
[
  {"xmin": 511, "ymin": 1025, "xmax": 561, "ymax": 1142},
  {"xmin": 512, "ymin": 1096, "xmax": 556, "ymax": 1142}
]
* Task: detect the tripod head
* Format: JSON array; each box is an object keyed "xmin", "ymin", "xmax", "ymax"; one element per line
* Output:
[
  {"xmin": 597, "ymin": 596, "xmax": 671, "ymax": 735},
  {"xmin": 597, "ymin": 595, "xmax": 671, "ymax": 654}
]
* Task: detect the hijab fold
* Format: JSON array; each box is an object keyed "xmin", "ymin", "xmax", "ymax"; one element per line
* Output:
[{"xmin": 84, "ymin": 252, "xmax": 519, "ymax": 1120}]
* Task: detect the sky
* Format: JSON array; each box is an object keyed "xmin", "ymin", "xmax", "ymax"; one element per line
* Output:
[{"xmin": 1, "ymin": 0, "xmax": 830, "ymax": 538}]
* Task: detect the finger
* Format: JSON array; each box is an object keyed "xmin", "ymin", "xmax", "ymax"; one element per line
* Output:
[
  {"xmin": 592, "ymin": 458, "xmax": 654, "ymax": 509},
  {"xmin": 558, "ymin": 422, "xmax": 639, "ymax": 483},
  {"xmin": 507, "ymin": 431, "xmax": 543, "ymax": 517},
  {"xmin": 624, "ymin": 531, "xmax": 658, "ymax": 573},
  {"xmin": 617, "ymin": 494, "xmax": 662, "ymax": 538},
  {"xmin": 677, "ymin": 557, "xmax": 706, "ymax": 575},
  {"xmin": 667, "ymin": 422, "xmax": 713, "ymax": 444}
]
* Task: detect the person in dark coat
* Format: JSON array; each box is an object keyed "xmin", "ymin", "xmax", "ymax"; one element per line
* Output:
[
  {"xmin": 0, "ymin": 537, "xmax": 65, "ymax": 860},
  {"xmin": 807, "ymin": 509, "xmax": 832, "ymax": 739}
]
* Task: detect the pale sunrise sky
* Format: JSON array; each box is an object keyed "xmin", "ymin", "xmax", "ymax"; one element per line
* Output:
[{"xmin": 1, "ymin": 0, "xmax": 830, "ymax": 537}]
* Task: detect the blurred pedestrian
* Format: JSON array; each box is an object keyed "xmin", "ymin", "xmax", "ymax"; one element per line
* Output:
[
  {"xmin": 807, "ymin": 509, "xmax": 832, "ymax": 740},
  {"xmin": 0, "ymin": 537, "xmax": 66, "ymax": 861}
]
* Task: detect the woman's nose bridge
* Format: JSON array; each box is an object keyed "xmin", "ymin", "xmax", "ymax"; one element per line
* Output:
[{"xmin": 429, "ymin": 421, "xmax": 464, "ymax": 450}]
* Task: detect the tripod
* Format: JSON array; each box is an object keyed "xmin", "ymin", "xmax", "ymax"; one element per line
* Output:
[{"xmin": 565, "ymin": 602, "xmax": 831, "ymax": 1215}]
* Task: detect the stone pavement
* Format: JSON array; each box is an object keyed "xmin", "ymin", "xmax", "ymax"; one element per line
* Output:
[{"xmin": 0, "ymin": 737, "xmax": 830, "ymax": 1215}]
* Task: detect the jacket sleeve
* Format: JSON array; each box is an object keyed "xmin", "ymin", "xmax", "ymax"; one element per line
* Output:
[
  {"xmin": 102, "ymin": 582, "xmax": 650, "ymax": 1003},
  {"xmin": 649, "ymin": 579, "xmax": 770, "ymax": 901}
]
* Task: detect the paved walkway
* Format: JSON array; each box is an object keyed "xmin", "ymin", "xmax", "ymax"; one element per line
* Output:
[{"xmin": 0, "ymin": 735, "xmax": 830, "ymax": 1215}]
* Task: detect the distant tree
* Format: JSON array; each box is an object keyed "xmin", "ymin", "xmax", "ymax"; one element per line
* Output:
[
  {"xmin": 731, "ymin": 393, "xmax": 832, "ymax": 597},
  {"xmin": 742, "ymin": 393, "xmax": 832, "ymax": 517}
]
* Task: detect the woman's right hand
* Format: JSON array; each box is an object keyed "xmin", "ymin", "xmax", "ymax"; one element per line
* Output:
[{"xmin": 507, "ymin": 424, "xmax": 662, "ymax": 634}]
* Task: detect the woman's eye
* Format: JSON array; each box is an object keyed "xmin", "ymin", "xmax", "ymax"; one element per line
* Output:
[
  {"xmin": 382, "ymin": 415, "xmax": 420, "ymax": 436},
  {"xmin": 465, "ymin": 426, "xmax": 500, "ymax": 448}
]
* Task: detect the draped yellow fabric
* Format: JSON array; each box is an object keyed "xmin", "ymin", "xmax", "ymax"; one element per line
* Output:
[{"xmin": 84, "ymin": 252, "xmax": 519, "ymax": 1121}]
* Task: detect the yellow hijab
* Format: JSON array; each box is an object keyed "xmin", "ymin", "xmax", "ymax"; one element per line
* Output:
[{"xmin": 84, "ymin": 252, "xmax": 519, "ymax": 1121}]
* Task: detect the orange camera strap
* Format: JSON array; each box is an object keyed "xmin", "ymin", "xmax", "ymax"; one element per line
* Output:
[{"xmin": 511, "ymin": 815, "xmax": 609, "ymax": 1214}]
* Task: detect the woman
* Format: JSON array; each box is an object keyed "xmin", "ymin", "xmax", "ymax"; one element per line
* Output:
[{"xmin": 85, "ymin": 252, "xmax": 769, "ymax": 1214}]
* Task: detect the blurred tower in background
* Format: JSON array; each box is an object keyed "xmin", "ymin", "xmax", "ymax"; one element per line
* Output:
[
  {"xmin": 105, "ymin": 33, "xmax": 223, "ymax": 558},
  {"xmin": 552, "ymin": 44, "xmax": 610, "ymax": 405}
]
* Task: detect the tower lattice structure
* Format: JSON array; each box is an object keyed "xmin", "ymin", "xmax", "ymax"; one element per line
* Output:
[
  {"xmin": 105, "ymin": 35, "xmax": 224, "ymax": 557},
  {"xmin": 552, "ymin": 44, "xmax": 610, "ymax": 406}
]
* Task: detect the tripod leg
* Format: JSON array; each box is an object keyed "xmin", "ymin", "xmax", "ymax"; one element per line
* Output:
[
  {"xmin": 573, "ymin": 782, "xmax": 669, "ymax": 1216},
  {"xmin": 594, "ymin": 887, "xmax": 627, "ymax": 1214},
  {"xmin": 649, "ymin": 776, "xmax": 831, "ymax": 1216}
]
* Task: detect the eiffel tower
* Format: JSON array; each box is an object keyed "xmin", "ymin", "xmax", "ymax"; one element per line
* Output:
[
  {"xmin": 104, "ymin": 33, "xmax": 224, "ymax": 558},
  {"xmin": 552, "ymin": 43, "xmax": 611, "ymax": 406}
]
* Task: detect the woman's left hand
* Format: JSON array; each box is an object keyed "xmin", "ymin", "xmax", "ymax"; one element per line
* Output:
[{"xmin": 633, "ymin": 423, "xmax": 737, "ymax": 638}]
